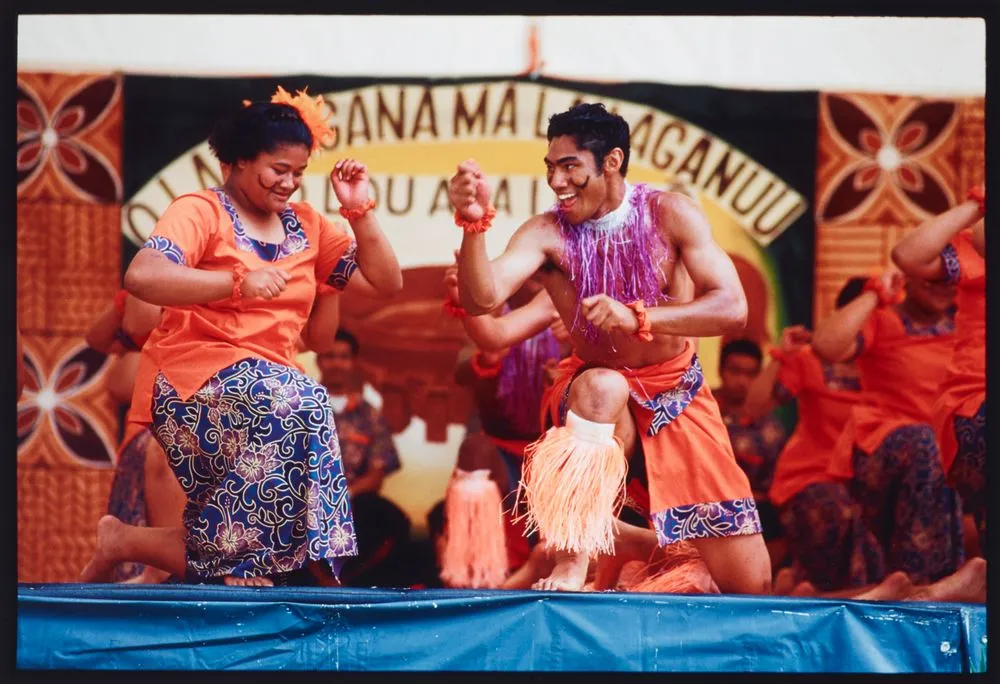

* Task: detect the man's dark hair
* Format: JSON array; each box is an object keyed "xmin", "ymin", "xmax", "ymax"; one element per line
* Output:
[
  {"xmin": 835, "ymin": 276, "xmax": 868, "ymax": 309},
  {"xmin": 720, "ymin": 338, "xmax": 763, "ymax": 368},
  {"xmin": 547, "ymin": 103, "xmax": 631, "ymax": 177},
  {"xmin": 208, "ymin": 102, "xmax": 313, "ymax": 165},
  {"xmin": 335, "ymin": 329, "xmax": 360, "ymax": 357}
]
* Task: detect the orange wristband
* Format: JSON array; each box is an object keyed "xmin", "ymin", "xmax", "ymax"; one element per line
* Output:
[
  {"xmin": 443, "ymin": 298, "xmax": 467, "ymax": 319},
  {"xmin": 339, "ymin": 198, "xmax": 376, "ymax": 222},
  {"xmin": 113, "ymin": 289, "xmax": 128, "ymax": 316},
  {"xmin": 627, "ymin": 301, "xmax": 654, "ymax": 342},
  {"xmin": 967, "ymin": 184, "xmax": 985, "ymax": 214},
  {"xmin": 470, "ymin": 352, "xmax": 502, "ymax": 378},
  {"xmin": 232, "ymin": 263, "xmax": 248, "ymax": 304},
  {"xmin": 863, "ymin": 276, "xmax": 901, "ymax": 307},
  {"xmin": 454, "ymin": 205, "xmax": 497, "ymax": 234}
]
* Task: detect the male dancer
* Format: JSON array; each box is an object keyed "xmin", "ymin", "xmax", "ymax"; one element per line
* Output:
[{"xmin": 450, "ymin": 103, "xmax": 767, "ymax": 593}]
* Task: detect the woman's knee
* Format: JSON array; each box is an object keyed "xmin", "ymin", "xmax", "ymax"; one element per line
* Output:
[{"xmin": 568, "ymin": 368, "xmax": 630, "ymax": 422}]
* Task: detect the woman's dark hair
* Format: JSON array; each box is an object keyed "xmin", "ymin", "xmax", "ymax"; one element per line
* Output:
[
  {"xmin": 208, "ymin": 102, "xmax": 313, "ymax": 165},
  {"xmin": 547, "ymin": 103, "xmax": 631, "ymax": 177},
  {"xmin": 835, "ymin": 276, "xmax": 868, "ymax": 309}
]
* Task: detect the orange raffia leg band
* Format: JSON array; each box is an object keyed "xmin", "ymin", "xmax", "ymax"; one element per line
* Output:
[
  {"xmin": 440, "ymin": 469, "xmax": 508, "ymax": 589},
  {"xmin": 515, "ymin": 410, "xmax": 626, "ymax": 557},
  {"xmin": 454, "ymin": 205, "xmax": 497, "ymax": 234},
  {"xmin": 863, "ymin": 276, "xmax": 902, "ymax": 308}
]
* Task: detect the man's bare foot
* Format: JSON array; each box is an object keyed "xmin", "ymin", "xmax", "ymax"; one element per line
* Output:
[
  {"xmin": 223, "ymin": 575, "xmax": 274, "ymax": 587},
  {"xmin": 80, "ymin": 515, "xmax": 126, "ymax": 583},
  {"xmin": 905, "ymin": 558, "xmax": 986, "ymax": 603},
  {"xmin": 854, "ymin": 571, "xmax": 913, "ymax": 601},
  {"xmin": 533, "ymin": 550, "xmax": 590, "ymax": 591},
  {"xmin": 502, "ymin": 546, "xmax": 555, "ymax": 590}
]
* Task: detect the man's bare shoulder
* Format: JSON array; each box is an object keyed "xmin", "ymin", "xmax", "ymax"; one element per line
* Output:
[
  {"xmin": 511, "ymin": 211, "xmax": 561, "ymax": 244},
  {"xmin": 650, "ymin": 189, "xmax": 708, "ymax": 242}
]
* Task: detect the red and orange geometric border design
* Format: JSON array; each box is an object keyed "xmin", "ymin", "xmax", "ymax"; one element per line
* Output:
[{"xmin": 813, "ymin": 92, "xmax": 984, "ymax": 323}]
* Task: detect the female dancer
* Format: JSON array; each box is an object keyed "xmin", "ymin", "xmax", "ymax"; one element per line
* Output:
[{"xmin": 81, "ymin": 88, "xmax": 402, "ymax": 586}]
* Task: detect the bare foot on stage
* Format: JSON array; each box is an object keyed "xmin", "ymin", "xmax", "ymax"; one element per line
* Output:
[
  {"xmin": 905, "ymin": 558, "xmax": 986, "ymax": 603},
  {"xmin": 774, "ymin": 567, "xmax": 797, "ymax": 595},
  {"xmin": 80, "ymin": 515, "xmax": 126, "ymax": 583},
  {"xmin": 789, "ymin": 580, "xmax": 818, "ymax": 597},
  {"xmin": 854, "ymin": 571, "xmax": 913, "ymax": 601},
  {"xmin": 533, "ymin": 549, "xmax": 590, "ymax": 591},
  {"xmin": 224, "ymin": 575, "xmax": 275, "ymax": 587}
]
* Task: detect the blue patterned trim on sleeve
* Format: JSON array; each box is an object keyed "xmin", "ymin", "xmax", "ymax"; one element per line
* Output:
[
  {"xmin": 327, "ymin": 241, "xmax": 360, "ymax": 291},
  {"xmin": 142, "ymin": 236, "xmax": 186, "ymax": 266},
  {"xmin": 941, "ymin": 243, "xmax": 961, "ymax": 286}
]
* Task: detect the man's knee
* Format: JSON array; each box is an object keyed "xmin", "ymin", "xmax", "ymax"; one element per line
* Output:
[{"xmin": 569, "ymin": 368, "xmax": 630, "ymax": 422}]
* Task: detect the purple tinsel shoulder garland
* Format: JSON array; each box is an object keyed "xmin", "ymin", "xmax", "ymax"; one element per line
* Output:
[
  {"xmin": 495, "ymin": 326, "xmax": 562, "ymax": 437},
  {"xmin": 550, "ymin": 183, "xmax": 671, "ymax": 342}
]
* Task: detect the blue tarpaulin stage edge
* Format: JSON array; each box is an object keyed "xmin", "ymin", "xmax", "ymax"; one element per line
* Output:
[{"xmin": 17, "ymin": 584, "xmax": 987, "ymax": 672}]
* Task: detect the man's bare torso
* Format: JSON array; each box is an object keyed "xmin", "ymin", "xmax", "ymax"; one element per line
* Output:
[{"xmin": 530, "ymin": 191, "xmax": 691, "ymax": 369}]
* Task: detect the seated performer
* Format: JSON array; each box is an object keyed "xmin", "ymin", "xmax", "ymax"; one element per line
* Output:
[
  {"xmin": 450, "ymin": 103, "xmax": 768, "ymax": 593},
  {"xmin": 743, "ymin": 279, "xmax": 883, "ymax": 592},
  {"xmin": 316, "ymin": 329, "xmax": 412, "ymax": 587},
  {"xmin": 890, "ymin": 185, "xmax": 986, "ymax": 546},
  {"xmin": 811, "ymin": 267, "xmax": 963, "ymax": 587},
  {"xmin": 81, "ymin": 86, "xmax": 402, "ymax": 587},
  {"xmin": 446, "ymin": 260, "xmax": 566, "ymax": 574},
  {"xmin": 713, "ymin": 338, "xmax": 787, "ymax": 564},
  {"xmin": 85, "ymin": 289, "xmax": 184, "ymax": 583}
]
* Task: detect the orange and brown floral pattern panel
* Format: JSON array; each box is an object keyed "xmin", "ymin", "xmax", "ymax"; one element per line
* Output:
[
  {"xmin": 16, "ymin": 72, "xmax": 123, "ymax": 582},
  {"xmin": 813, "ymin": 93, "xmax": 983, "ymax": 324}
]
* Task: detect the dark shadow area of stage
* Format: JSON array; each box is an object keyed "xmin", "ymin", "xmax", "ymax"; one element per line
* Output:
[{"xmin": 17, "ymin": 584, "xmax": 986, "ymax": 672}]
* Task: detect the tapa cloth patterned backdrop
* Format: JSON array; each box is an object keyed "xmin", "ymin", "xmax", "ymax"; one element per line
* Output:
[
  {"xmin": 812, "ymin": 92, "xmax": 984, "ymax": 323},
  {"xmin": 17, "ymin": 72, "xmax": 124, "ymax": 582}
]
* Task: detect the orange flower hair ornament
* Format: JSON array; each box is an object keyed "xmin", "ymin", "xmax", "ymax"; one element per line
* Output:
[{"xmin": 243, "ymin": 86, "xmax": 337, "ymax": 155}]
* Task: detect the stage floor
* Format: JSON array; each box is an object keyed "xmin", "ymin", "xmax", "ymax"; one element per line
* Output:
[{"xmin": 17, "ymin": 584, "xmax": 986, "ymax": 672}]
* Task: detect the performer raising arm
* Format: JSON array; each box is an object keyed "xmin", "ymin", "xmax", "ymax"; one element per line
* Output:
[
  {"xmin": 450, "ymin": 103, "xmax": 768, "ymax": 594},
  {"xmin": 81, "ymin": 88, "xmax": 402, "ymax": 587},
  {"xmin": 891, "ymin": 186, "xmax": 986, "ymax": 543}
]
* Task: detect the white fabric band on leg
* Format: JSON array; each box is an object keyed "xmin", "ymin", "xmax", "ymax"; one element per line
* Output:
[{"xmin": 566, "ymin": 410, "xmax": 616, "ymax": 444}]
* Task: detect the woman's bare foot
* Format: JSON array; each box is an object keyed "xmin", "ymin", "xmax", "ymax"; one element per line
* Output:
[
  {"xmin": 790, "ymin": 580, "xmax": 818, "ymax": 597},
  {"xmin": 533, "ymin": 550, "xmax": 590, "ymax": 591},
  {"xmin": 80, "ymin": 516, "xmax": 126, "ymax": 583},
  {"xmin": 774, "ymin": 567, "xmax": 797, "ymax": 595},
  {"xmin": 905, "ymin": 558, "xmax": 986, "ymax": 603},
  {"xmin": 223, "ymin": 575, "xmax": 274, "ymax": 587},
  {"xmin": 854, "ymin": 571, "xmax": 913, "ymax": 601}
]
